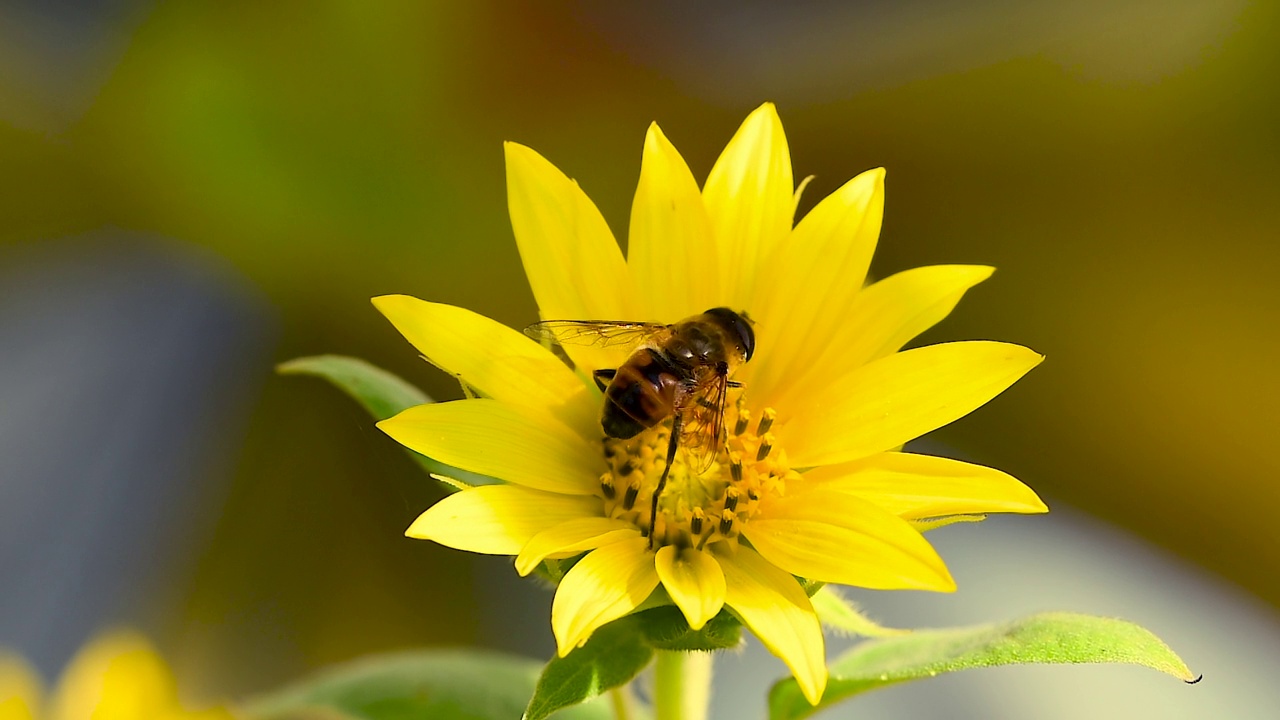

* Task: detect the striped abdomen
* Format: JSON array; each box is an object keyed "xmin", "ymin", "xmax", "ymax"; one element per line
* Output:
[{"xmin": 601, "ymin": 348, "xmax": 683, "ymax": 439}]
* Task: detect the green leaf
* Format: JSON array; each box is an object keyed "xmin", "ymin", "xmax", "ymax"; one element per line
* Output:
[
  {"xmin": 769, "ymin": 611, "xmax": 1198, "ymax": 720},
  {"xmin": 810, "ymin": 586, "xmax": 909, "ymax": 639},
  {"xmin": 525, "ymin": 617, "xmax": 653, "ymax": 720},
  {"xmin": 244, "ymin": 649, "xmax": 611, "ymax": 720},
  {"xmin": 279, "ymin": 354, "xmax": 494, "ymax": 489},
  {"xmin": 636, "ymin": 605, "xmax": 743, "ymax": 652}
]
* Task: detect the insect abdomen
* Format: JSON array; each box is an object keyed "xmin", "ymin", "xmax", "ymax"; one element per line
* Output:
[{"xmin": 602, "ymin": 349, "xmax": 681, "ymax": 439}]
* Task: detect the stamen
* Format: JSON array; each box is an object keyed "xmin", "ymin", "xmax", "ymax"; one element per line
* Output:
[
  {"xmin": 723, "ymin": 486, "xmax": 740, "ymax": 512},
  {"xmin": 719, "ymin": 509, "xmax": 736, "ymax": 535},
  {"xmin": 598, "ymin": 400, "xmax": 793, "ymax": 553},
  {"xmin": 756, "ymin": 408, "xmax": 776, "ymax": 436},
  {"xmin": 756, "ymin": 432, "xmax": 775, "ymax": 461}
]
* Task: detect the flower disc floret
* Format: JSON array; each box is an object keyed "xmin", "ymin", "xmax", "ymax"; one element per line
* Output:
[{"xmin": 599, "ymin": 403, "xmax": 791, "ymax": 552}]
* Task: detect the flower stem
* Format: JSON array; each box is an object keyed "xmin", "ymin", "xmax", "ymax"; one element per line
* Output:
[
  {"xmin": 609, "ymin": 684, "xmax": 633, "ymax": 720},
  {"xmin": 653, "ymin": 651, "xmax": 712, "ymax": 720}
]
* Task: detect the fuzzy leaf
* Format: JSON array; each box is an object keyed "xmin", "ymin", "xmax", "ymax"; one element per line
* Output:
[
  {"xmin": 525, "ymin": 617, "xmax": 653, "ymax": 720},
  {"xmin": 636, "ymin": 605, "xmax": 743, "ymax": 652},
  {"xmin": 810, "ymin": 587, "xmax": 909, "ymax": 638},
  {"xmin": 769, "ymin": 611, "xmax": 1198, "ymax": 720},
  {"xmin": 279, "ymin": 354, "xmax": 494, "ymax": 488},
  {"xmin": 244, "ymin": 649, "xmax": 609, "ymax": 720}
]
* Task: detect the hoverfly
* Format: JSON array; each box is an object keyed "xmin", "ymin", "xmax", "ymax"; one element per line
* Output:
[{"xmin": 526, "ymin": 308, "xmax": 755, "ymax": 544}]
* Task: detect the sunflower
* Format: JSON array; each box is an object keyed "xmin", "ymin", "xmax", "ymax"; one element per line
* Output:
[
  {"xmin": 375, "ymin": 103, "xmax": 1046, "ymax": 704},
  {"xmin": 0, "ymin": 631, "xmax": 232, "ymax": 720}
]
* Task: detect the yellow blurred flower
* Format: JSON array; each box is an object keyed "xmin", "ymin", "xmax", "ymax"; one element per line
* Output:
[
  {"xmin": 0, "ymin": 631, "xmax": 233, "ymax": 720},
  {"xmin": 0, "ymin": 653, "xmax": 41, "ymax": 720},
  {"xmin": 375, "ymin": 103, "xmax": 1046, "ymax": 704}
]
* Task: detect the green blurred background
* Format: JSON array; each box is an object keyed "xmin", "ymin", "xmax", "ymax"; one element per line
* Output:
[{"xmin": 3, "ymin": 0, "xmax": 1278, "ymax": 713}]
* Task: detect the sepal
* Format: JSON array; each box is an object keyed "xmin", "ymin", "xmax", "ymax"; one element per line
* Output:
[{"xmin": 636, "ymin": 606, "xmax": 744, "ymax": 652}]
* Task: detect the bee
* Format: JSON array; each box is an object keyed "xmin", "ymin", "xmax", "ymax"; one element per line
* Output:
[{"xmin": 526, "ymin": 308, "xmax": 755, "ymax": 545}]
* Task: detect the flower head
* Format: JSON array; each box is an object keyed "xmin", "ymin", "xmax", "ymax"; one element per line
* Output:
[
  {"xmin": 0, "ymin": 630, "xmax": 233, "ymax": 720},
  {"xmin": 376, "ymin": 103, "xmax": 1046, "ymax": 704}
]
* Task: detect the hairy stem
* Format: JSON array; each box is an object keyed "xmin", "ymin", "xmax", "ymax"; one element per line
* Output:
[
  {"xmin": 609, "ymin": 684, "xmax": 633, "ymax": 720},
  {"xmin": 653, "ymin": 651, "xmax": 712, "ymax": 720}
]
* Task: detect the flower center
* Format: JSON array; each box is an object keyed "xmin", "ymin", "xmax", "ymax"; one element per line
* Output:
[{"xmin": 597, "ymin": 405, "xmax": 796, "ymax": 551}]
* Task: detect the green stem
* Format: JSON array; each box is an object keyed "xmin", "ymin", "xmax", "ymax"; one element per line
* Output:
[
  {"xmin": 609, "ymin": 685, "xmax": 632, "ymax": 720},
  {"xmin": 653, "ymin": 651, "xmax": 713, "ymax": 720}
]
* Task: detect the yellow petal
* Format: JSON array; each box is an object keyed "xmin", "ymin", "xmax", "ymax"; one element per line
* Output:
[
  {"xmin": 654, "ymin": 546, "xmax": 726, "ymax": 630},
  {"xmin": 846, "ymin": 264, "xmax": 996, "ymax": 365},
  {"xmin": 371, "ymin": 296, "xmax": 595, "ymax": 434},
  {"xmin": 628, "ymin": 123, "xmax": 719, "ymax": 320},
  {"xmin": 779, "ymin": 265, "xmax": 995, "ymax": 409},
  {"xmin": 718, "ymin": 546, "xmax": 826, "ymax": 705},
  {"xmin": 552, "ymin": 538, "xmax": 658, "ymax": 655},
  {"xmin": 743, "ymin": 490, "xmax": 955, "ymax": 591},
  {"xmin": 747, "ymin": 168, "xmax": 884, "ymax": 406},
  {"xmin": 0, "ymin": 652, "xmax": 42, "ymax": 720},
  {"xmin": 703, "ymin": 103, "xmax": 793, "ymax": 308},
  {"xmin": 505, "ymin": 142, "xmax": 637, "ymax": 373},
  {"xmin": 406, "ymin": 484, "xmax": 603, "ymax": 555},
  {"xmin": 784, "ymin": 341, "xmax": 1044, "ymax": 467},
  {"xmin": 48, "ymin": 631, "xmax": 175, "ymax": 720},
  {"xmin": 379, "ymin": 399, "xmax": 599, "ymax": 495},
  {"xmin": 515, "ymin": 517, "xmax": 640, "ymax": 576},
  {"xmin": 804, "ymin": 452, "xmax": 1048, "ymax": 519}
]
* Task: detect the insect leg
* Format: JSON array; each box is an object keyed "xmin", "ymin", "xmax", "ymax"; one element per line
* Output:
[
  {"xmin": 592, "ymin": 368, "xmax": 617, "ymax": 392},
  {"xmin": 648, "ymin": 412, "xmax": 682, "ymax": 548}
]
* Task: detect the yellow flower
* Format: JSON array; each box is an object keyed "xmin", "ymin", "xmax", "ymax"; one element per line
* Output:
[
  {"xmin": 0, "ymin": 631, "xmax": 233, "ymax": 720},
  {"xmin": 375, "ymin": 103, "xmax": 1046, "ymax": 704}
]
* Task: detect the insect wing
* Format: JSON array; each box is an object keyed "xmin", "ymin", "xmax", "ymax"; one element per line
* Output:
[
  {"xmin": 677, "ymin": 368, "xmax": 729, "ymax": 474},
  {"xmin": 524, "ymin": 320, "xmax": 669, "ymax": 349}
]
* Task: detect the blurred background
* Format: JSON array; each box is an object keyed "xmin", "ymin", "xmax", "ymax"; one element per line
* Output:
[{"xmin": 2, "ymin": 0, "xmax": 1278, "ymax": 717}]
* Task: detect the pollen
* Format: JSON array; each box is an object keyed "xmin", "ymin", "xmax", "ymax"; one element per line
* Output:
[{"xmin": 597, "ymin": 405, "xmax": 797, "ymax": 552}]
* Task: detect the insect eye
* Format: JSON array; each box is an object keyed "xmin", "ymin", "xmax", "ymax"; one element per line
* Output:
[
  {"xmin": 704, "ymin": 307, "xmax": 755, "ymax": 362},
  {"xmin": 737, "ymin": 313, "xmax": 752, "ymax": 358},
  {"xmin": 735, "ymin": 313, "xmax": 755, "ymax": 361}
]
